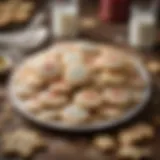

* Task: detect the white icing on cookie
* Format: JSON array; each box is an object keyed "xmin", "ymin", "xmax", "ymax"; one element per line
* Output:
[
  {"xmin": 62, "ymin": 52, "xmax": 83, "ymax": 65},
  {"xmin": 65, "ymin": 64, "xmax": 89, "ymax": 86},
  {"xmin": 61, "ymin": 105, "xmax": 89, "ymax": 124}
]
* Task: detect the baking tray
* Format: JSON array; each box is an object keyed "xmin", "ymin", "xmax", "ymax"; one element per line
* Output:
[
  {"xmin": 0, "ymin": 0, "xmax": 49, "ymax": 32},
  {"xmin": 8, "ymin": 45, "xmax": 152, "ymax": 133}
]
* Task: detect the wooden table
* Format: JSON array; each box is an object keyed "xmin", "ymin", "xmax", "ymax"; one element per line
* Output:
[{"xmin": 0, "ymin": 1, "xmax": 160, "ymax": 160}]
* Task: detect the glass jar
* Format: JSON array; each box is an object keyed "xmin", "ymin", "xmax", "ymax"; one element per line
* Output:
[
  {"xmin": 51, "ymin": 0, "xmax": 79, "ymax": 38},
  {"xmin": 129, "ymin": 4, "xmax": 157, "ymax": 50}
]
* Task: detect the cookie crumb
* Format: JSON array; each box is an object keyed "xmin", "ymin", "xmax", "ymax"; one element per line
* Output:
[
  {"xmin": 117, "ymin": 146, "xmax": 152, "ymax": 160},
  {"xmin": 118, "ymin": 123, "xmax": 154, "ymax": 145}
]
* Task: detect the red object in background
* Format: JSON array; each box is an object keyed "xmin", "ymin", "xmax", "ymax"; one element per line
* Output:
[{"xmin": 99, "ymin": 0, "xmax": 131, "ymax": 22}]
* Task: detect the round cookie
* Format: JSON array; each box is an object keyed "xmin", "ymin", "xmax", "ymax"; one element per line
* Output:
[
  {"xmin": 33, "ymin": 55, "xmax": 62, "ymax": 80},
  {"xmin": 49, "ymin": 80, "xmax": 71, "ymax": 94},
  {"xmin": 103, "ymin": 88, "xmax": 131, "ymax": 106},
  {"xmin": 74, "ymin": 89, "xmax": 102, "ymax": 109},
  {"xmin": 60, "ymin": 104, "xmax": 89, "ymax": 125},
  {"xmin": 94, "ymin": 50, "xmax": 127, "ymax": 70},
  {"xmin": 64, "ymin": 64, "xmax": 90, "ymax": 86},
  {"xmin": 38, "ymin": 91, "xmax": 68, "ymax": 108},
  {"xmin": 94, "ymin": 71, "xmax": 126, "ymax": 87},
  {"xmin": 25, "ymin": 98, "xmax": 44, "ymax": 113},
  {"xmin": 36, "ymin": 110, "xmax": 60, "ymax": 122},
  {"xmin": 62, "ymin": 51, "xmax": 84, "ymax": 66},
  {"xmin": 14, "ymin": 84, "xmax": 36, "ymax": 99},
  {"xmin": 100, "ymin": 107, "xmax": 123, "ymax": 120}
]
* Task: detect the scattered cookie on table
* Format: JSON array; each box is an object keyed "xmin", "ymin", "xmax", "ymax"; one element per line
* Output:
[
  {"xmin": 92, "ymin": 135, "xmax": 116, "ymax": 152},
  {"xmin": 2, "ymin": 129, "xmax": 46, "ymax": 158},
  {"xmin": 118, "ymin": 123, "xmax": 155, "ymax": 145},
  {"xmin": 117, "ymin": 146, "xmax": 152, "ymax": 160}
]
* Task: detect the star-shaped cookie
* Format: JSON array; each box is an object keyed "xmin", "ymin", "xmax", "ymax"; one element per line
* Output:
[{"xmin": 2, "ymin": 129, "xmax": 46, "ymax": 158}]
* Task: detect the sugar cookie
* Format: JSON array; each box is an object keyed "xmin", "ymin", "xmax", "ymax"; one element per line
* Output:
[{"xmin": 74, "ymin": 89, "xmax": 102, "ymax": 109}]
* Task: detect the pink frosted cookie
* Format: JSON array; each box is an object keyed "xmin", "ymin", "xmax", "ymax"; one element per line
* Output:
[
  {"xmin": 13, "ymin": 68, "xmax": 43, "ymax": 98},
  {"xmin": 64, "ymin": 64, "xmax": 90, "ymax": 86},
  {"xmin": 74, "ymin": 89, "xmax": 102, "ymax": 109},
  {"xmin": 14, "ymin": 67, "xmax": 41, "ymax": 85},
  {"xmin": 32, "ymin": 55, "xmax": 62, "ymax": 80},
  {"xmin": 49, "ymin": 80, "xmax": 71, "ymax": 94},
  {"xmin": 60, "ymin": 105, "xmax": 89, "ymax": 124},
  {"xmin": 103, "ymin": 88, "xmax": 131, "ymax": 106},
  {"xmin": 39, "ymin": 91, "xmax": 68, "ymax": 108}
]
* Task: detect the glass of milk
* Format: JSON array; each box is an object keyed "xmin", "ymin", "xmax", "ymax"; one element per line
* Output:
[
  {"xmin": 129, "ymin": 4, "xmax": 157, "ymax": 50},
  {"xmin": 51, "ymin": 0, "xmax": 79, "ymax": 38}
]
